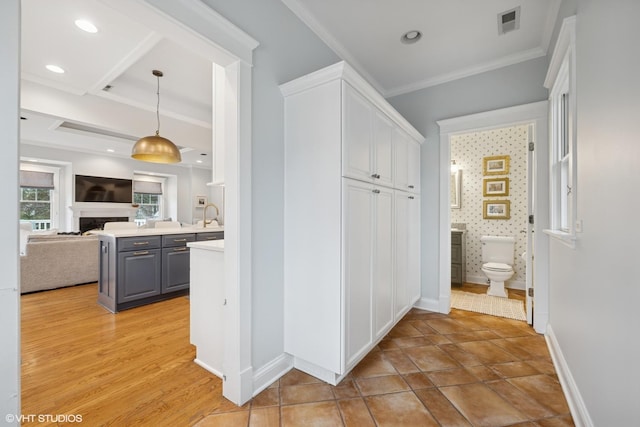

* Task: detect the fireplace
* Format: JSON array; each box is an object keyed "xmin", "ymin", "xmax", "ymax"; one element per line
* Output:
[{"xmin": 79, "ymin": 217, "xmax": 128, "ymax": 234}]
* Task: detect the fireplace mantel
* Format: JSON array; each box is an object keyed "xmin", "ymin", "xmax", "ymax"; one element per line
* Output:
[{"xmin": 70, "ymin": 203, "xmax": 138, "ymax": 230}]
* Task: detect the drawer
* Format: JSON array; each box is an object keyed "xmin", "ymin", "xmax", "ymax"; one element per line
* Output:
[
  {"xmin": 451, "ymin": 232, "xmax": 462, "ymax": 245},
  {"xmin": 196, "ymin": 231, "xmax": 224, "ymax": 241},
  {"xmin": 118, "ymin": 236, "xmax": 162, "ymax": 252},
  {"xmin": 162, "ymin": 233, "xmax": 196, "ymax": 248},
  {"xmin": 451, "ymin": 245, "xmax": 462, "ymax": 263}
]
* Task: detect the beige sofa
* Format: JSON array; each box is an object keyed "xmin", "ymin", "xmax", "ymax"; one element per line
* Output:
[{"xmin": 20, "ymin": 234, "xmax": 99, "ymax": 294}]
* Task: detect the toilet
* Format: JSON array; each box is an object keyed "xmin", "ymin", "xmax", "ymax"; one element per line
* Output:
[{"xmin": 480, "ymin": 235, "xmax": 515, "ymax": 298}]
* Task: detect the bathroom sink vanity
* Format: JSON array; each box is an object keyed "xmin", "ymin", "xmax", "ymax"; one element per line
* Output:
[{"xmin": 95, "ymin": 227, "xmax": 223, "ymax": 312}]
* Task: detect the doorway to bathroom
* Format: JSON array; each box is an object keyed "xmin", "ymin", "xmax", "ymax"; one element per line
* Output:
[{"xmin": 438, "ymin": 101, "xmax": 550, "ymax": 333}]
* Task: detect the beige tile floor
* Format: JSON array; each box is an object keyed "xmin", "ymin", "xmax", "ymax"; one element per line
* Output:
[{"xmin": 196, "ymin": 297, "xmax": 574, "ymax": 426}]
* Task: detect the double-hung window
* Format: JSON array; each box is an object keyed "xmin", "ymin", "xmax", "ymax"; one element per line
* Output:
[
  {"xmin": 133, "ymin": 178, "xmax": 164, "ymax": 226},
  {"xmin": 544, "ymin": 16, "xmax": 577, "ymax": 246},
  {"xmin": 20, "ymin": 166, "xmax": 58, "ymax": 230}
]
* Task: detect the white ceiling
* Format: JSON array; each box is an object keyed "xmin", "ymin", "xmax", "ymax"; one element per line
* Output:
[
  {"xmin": 20, "ymin": 0, "xmax": 213, "ymax": 168},
  {"xmin": 282, "ymin": 0, "xmax": 562, "ymax": 97},
  {"xmin": 20, "ymin": 0, "xmax": 561, "ymax": 168}
]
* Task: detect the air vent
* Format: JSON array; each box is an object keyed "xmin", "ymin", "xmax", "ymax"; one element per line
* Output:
[
  {"xmin": 57, "ymin": 121, "xmax": 139, "ymax": 142},
  {"xmin": 498, "ymin": 6, "xmax": 520, "ymax": 35}
]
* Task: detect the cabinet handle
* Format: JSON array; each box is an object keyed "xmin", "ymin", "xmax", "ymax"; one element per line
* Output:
[
  {"xmin": 408, "ymin": 185, "xmax": 414, "ymax": 189},
  {"xmin": 372, "ymin": 189, "xmax": 380, "ymax": 194},
  {"xmin": 203, "ymin": 236, "xmax": 219, "ymax": 240},
  {"xmin": 133, "ymin": 251, "xmax": 149, "ymax": 256},
  {"xmin": 409, "ymin": 196, "xmax": 415, "ymax": 200},
  {"xmin": 371, "ymin": 173, "xmax": 380, "ymax": 179},
  {"xmin": 173, "ymin": 247, "xmax": 188, "ymax": 252},
  {"xmin": 133, "ymin": 241, "xmax": 149, "ymax": 246},
  {"xmin": 173, "ymin": 238, "xmax": 187, "ymax": 242}
]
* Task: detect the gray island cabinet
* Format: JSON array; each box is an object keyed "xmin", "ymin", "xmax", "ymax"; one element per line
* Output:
[{"xmin": 97, "ymin": 229, "xmax": 223, "ymax": 312}]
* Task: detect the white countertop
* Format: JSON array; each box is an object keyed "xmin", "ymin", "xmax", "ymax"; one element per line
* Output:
[
  {"xmin": 188, "ymin": 239, "xmax": 224, "ymax": 251},
  {"xmin": 92, "ymin": 226, "xmax": 224, "ymax": 238}
]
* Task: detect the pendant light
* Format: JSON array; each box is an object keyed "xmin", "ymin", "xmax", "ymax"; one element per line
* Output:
[{"xmin": 131, "ymin": 70, "xmax": 181, "ymax": 164}]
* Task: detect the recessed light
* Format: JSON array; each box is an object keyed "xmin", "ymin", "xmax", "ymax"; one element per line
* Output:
[
  {"xmin": 107, "ymin": 149, "xmax": 115, "ymax": 153},
  {"xmin": 400, "ymin": 30, "xmax": 422, "ymax": 44},
  {"xmin": 75, "ymin": 19, "xmax": 98, "ymax": 33},
  {"xmin": 196, "ymin": 160, "xmax": 203, "ymax": 164},
  {"xmin": 46, "ymin": 64, "xmax": 65, "ymax": 74}
]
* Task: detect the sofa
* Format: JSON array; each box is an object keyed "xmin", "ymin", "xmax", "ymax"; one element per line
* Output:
[{"xmin": 20, "ymin": 233, "xmax": 99, "ymax": 294}]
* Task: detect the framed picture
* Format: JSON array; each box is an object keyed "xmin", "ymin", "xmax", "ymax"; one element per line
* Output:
[
  {"xmin": 483, "ymin": 155, "xmax": 510, "ymax": 176},
  {"xmin": 483, "ymin": 177, "xmax": 509, "ymax": 197},
  {"xmin": 483, "ymin": 200, "xmax": 510, "ymax": 220},
  {"xmin": 195, "ymin": 195, "xmax": 207, "ymax": 207}
]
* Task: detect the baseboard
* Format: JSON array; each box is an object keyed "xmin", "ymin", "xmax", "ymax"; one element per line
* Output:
[
  {"xmin": 252, "ymin": 353, "xmax": 293, "ymax": 397},
  {"xmin": 545, "ymin": 325, "xmax": 594, "ymax": 427},
  {"xmin": 466, "ymin": 276, "xmax": 525, "ymax": 291},
  {"xmin": 414, "ymin": 296, "xmax": 442, "ymax": 313},
  {"xmin": 193, "ymin": 358, "xmax": 223, "ymax": 379}
]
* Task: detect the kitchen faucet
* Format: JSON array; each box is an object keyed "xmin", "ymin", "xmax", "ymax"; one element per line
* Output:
[{"xmin": 203, "ymin": 203, "xmax": 220, "ymax": 228}]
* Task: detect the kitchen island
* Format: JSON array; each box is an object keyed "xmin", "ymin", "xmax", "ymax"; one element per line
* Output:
[
  {"xmin": 94, "ymin": 226, "xmax": 223, "ymax": 312},
  {"xmin": 188, "ymin": 239, "xmax": 224, "ymax": 377}
]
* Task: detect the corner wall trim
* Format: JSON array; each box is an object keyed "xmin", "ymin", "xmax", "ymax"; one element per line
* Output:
[
  {"xmin": 545, "ymin": 324, "xmax": 594, "ymax": 427},
  {"xmin": 252, "ymin": 353, "xmax": 293, "ymax": 397}
]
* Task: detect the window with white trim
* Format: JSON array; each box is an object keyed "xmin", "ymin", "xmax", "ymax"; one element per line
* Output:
[
  {"xmin": 133, "ymin": 176, "xmax": 165, "ymax": 226},
  {"xmin": 19, "ymin": 166, "xmax": 59, "ymax": 230},
  {"xmin": 544, "ymin": 16, "xmax": 577, "ymax": 246}
]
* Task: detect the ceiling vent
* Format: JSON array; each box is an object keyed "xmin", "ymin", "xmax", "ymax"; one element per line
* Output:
[
  {"xmin": 57, "ymin": 121, "xmax": 139, "ymax": 142},
  {"xmin": 498, "ymin": 6, "xmax": 521, "ymax": 35}
]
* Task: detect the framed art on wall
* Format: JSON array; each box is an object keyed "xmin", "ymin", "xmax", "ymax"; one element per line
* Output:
[
  {"xmin": 483, "ymin": 155, "xmax": 510, "ymax": 175},
  {"xmin": 195, "ymin": 195, "xmax": 207, "ymax": 207},
  {"xmin": 483, "ymin": 200, "xmax": 510, "ymax": 220},
  {"xmin": 483, "ymin": 177, "xmax": 509, "ymax": 197}
]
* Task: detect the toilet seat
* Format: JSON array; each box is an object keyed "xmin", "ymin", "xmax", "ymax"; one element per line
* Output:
[{"xmin": 482, "ymin": 262, "xmax": 513, "ymax": 272}]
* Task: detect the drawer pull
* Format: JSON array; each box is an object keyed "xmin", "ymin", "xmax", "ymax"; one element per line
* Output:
[
  {"xmin": 372, "ymin": 189, "xmax": 381, "ymax": 194},
  {"xmin": 173, "ymin": 247, "xmax": 188, "ymax": 252},
  {"xmin": 173, "ymin": 238, "xmax": 187, "ymax": 242},
  {"xmin": 408, "ymin": 185, "xmax": 415, "ymax": 189},
  {"xmin": 133, "ymin": 251, "xmax": 149, "ymax": 256},
  {"xmin": 203, "ymin": 236, "xmax": 219, "ymax": 240},
  {"xmin": 409, "ymin": 196, "xmax": 415, "ymax": 200},
  {"xmin": 133, "ymin": 241, "xmax": 149, "ymax": 246}
]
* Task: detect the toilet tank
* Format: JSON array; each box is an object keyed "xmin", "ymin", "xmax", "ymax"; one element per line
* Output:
[{"xmin": 481, "ymin": 236, "xmax": 515, "ymax": 264}]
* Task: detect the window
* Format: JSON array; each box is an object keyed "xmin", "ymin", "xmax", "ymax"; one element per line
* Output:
[
  {"xmin": 19, "ymin": 167, "xmax": 57, "ymax": 230},
  {"xmin": 544, "ymin": 16, "xmax": 577, "ymax": 246},
  {"xmin": 133, "ymin": 178, "xmax": 164, "ymax": 226}
]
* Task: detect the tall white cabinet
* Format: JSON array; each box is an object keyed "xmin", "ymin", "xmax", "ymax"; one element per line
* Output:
[{"xmin": 281, "ymin": 62, "xmax": 424, "ymax": 385}]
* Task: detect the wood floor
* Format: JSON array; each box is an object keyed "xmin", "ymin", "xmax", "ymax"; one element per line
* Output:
[{"xmin": 21, "ymin": 283, "xmax": 228, "ymax": 426}]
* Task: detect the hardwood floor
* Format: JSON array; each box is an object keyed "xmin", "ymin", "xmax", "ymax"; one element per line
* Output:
[{"xmin": 21, "ymin": 284, "xmax": 228, "ymax": 426}]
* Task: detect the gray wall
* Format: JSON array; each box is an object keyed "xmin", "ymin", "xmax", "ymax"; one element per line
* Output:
[
  {"xmin": 202, "ymin": 0, "xmax": 339, "ymax": 369},
  {"xmin": 547, "ymin": 0, "xmax": 640, "ymax": 424},
  {"xmin": 386, "ymin": 58, "xmax": 549, "ymax": 301}
]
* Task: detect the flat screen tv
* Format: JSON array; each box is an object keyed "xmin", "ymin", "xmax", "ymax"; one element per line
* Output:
[{"xmin": 75, "ymin": 175, "xmax": 133, "ymax": 203}]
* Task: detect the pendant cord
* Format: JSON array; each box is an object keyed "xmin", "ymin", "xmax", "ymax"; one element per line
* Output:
[{"xmin": 155, "ymin": 75, "xmax": 161, "ymax": 136}]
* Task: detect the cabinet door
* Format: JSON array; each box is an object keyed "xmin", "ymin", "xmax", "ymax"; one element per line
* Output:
[
  {"xmin": 372, "ymin": 186, "xmax": 394, "ymax": 339},
  {"xmin": 407, "ymin": 194, "xmax": 421, "ymax": 303},
  {"xmin": 374, "ymin": 111, "xmax": 394, "ymax": 187},
  {"xmin": 162, "ymin": 247, "xmax": 190, "ymax": 293},
  {"xmin": 342, "ymin": 83, "xmax": 374, "ymax": 182},
  {"xmin": 117, "ymin": 249, "xmax": 161, "ymax": 303},
  {"xmin": 393, "ymin": 128, "xmax": 410, "ymax": 191},
  {"xmin": 407, "ymin": 139, "xmax": 421, "ymax": 193},
  {"xmin": 343, "ymin": 179, "xmax": 373, "ymax": 368}
]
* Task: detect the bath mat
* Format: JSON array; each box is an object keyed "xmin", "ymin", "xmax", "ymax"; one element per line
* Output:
[{"xmin": 450, "ymin": 290, "xmax": 526, "ymax": 321}]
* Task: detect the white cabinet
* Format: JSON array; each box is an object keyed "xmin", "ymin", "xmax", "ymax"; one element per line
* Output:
[
  {"xmin": 281, "ymin": 61, "xmax": 423, "ymax": 385},
  {"xmin": 395, "ymin": 191, "xmax": 421, "ymax": 319},
  {"xmin": 394, "ymin": 128, "xmax": 421, "ymax": 193},
  {"xmin": 342, "ymin": 83, "xmax": 394, "ymax": 187}
]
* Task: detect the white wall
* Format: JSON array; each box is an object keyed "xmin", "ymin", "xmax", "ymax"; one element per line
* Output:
[
  {"xmin": 0, "ymin": 1, "xmax": 20, "ymax": 422},
  {"xmin": 20, "ymin": 143, "xmax": 210, "ymax": 228},
  {"xmin": 546, "ymin": 0, "xmax": 640, "ymax": 424},
  {"xmin": 387, "ymin": 58, "xmax": 549, "ymax": 303},
  {"xmin": 451, "ymin": 125, "xmax": 529, "ymax": 288}
]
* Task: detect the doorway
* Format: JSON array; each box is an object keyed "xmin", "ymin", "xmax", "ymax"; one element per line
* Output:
[{"xmin": 437, "ymin": 101, "xmax": 549, "ymax": 333}]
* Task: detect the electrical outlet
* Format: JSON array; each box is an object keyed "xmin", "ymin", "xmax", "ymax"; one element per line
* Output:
[{"xmin": 575, "ymin": 219, "xmax": 583, "ymax": 233}]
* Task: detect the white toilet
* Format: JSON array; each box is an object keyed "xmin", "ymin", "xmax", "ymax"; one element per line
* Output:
[{"xmin": 480, "ymin": 235, "xmax": 515, "ymax": 298}]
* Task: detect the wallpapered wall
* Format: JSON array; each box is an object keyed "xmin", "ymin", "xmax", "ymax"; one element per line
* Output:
[{"xmin": 451, "ymin": 124, "xmax": 528, "ymax": 289}]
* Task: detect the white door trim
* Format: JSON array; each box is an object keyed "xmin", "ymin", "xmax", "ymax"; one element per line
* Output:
[{"xmin": 437, "ymin": 101, "xmax": 549, "ymax": 333}]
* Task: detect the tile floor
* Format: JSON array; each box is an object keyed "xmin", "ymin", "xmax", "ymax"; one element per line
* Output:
[{"xmin": 196, "ymin": 300, "xmax": 574, "ymax": 426}]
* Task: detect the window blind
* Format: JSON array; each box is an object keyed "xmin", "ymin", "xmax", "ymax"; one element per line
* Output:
[
  {"xmin": 133, "ymin": 180, "xmax": 163, "ymax": 194},
  {"xmin": 20, "ymin": 170, "xmax": 54, "ymax": 189}
]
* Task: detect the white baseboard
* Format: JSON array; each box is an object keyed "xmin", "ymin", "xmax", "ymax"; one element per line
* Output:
[
  {"xmin": 252, "ymin": 353, "xmax": 293, "ymax": 397},
  {"xmin": 466, "ymin": 275, "xmax": 525, "ymax": 290},
  {"xmin": 193, "ymin": 358, "xmax": 223, "ymax": 379},
  {"xmin": 414, "ymin": 296, "xmax": 442, "ymax": 313},
  {"xmin": 545, "ymin": 325, "xmax": 593, "ymax": 427}
]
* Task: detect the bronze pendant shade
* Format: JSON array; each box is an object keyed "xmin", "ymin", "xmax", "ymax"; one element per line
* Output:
[{"xmin": 131, "ymin": 70, "xmax": 181, "ymax": 164}]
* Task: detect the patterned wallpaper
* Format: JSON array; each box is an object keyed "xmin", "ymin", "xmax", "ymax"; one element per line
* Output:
[{"xmin": 451, "ymin": 125, "xmax": 528, "ymax": 289}]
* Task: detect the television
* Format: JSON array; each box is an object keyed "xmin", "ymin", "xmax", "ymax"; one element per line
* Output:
[{"xmin": 75, "ymin": 175, "xmax": 133, "ymax": 203}]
